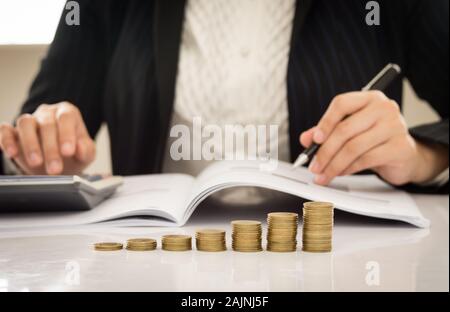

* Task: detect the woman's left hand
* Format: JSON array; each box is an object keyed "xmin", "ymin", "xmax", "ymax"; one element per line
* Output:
[{"xmin": 300, "ymin": 91, "xmax": 449, "ymax": 186}]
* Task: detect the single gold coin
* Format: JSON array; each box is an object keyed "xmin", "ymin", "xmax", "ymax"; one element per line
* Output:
[
  {"xmin": 267, "ymin": 245, "xmax": 297, "ymax": 252},
  {"xmin": 196, "ymin": 229, "xmax": 226, "ymax": 236},
  {"xmin": 232, "ymin": 220, "xmax": 262, "ymax": 227},
  {"xmin": 303, "ymin": 216, "xmax": 333, "ymax": 221},
  {"xmin": 232, "ymin": 247, "xmax": 263, "ymax": 252},
  {"xmin": 232, "ymin": 232, "xmax": 261, "ymax": 238},
  {"xmin": 302, "ymin": 247, "xmax": 332, "ymax": 253},
  {"xmin": 303, "ymin": 224, "xmax": 333, "ymax": 229},
  {"xmin": 162, "ymin": 245, "xmax": 192, "ymax": 251},
  {"xmin": 267, "ymin": 212, "xmax": 299, "ymax": 219},
  {"xmin": 94, "ymin": 242, "xmax": 123, "ymax": 251},
  {"xmin": 127, "ymin": 238, "xmax": 157, "ymax": 245},
  {"xmin": 162, "ymin": 234, "xmax": 191, "ymax": 240},
  {"xmin": 303, "ymin": 202, "xmax": 334, "ymax": 209},
  {"xmin": 303, "ymin": 234, "xmax": 332, "ymax": 239}
]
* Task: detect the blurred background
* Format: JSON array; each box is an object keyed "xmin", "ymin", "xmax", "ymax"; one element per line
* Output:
[{"xmin": 0, "ymin": 0, "xmax": 441, "ymax": 175}]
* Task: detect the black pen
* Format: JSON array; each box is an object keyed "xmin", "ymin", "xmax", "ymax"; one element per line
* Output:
[{"xmin": 292, "ymin": 63, "xmax": 402, "ymax": 169}]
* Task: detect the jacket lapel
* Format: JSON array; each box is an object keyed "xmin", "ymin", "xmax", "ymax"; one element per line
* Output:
[
  {"xmin": 291, "ymin": 0, "xmax": 313, "ymax": 43},
  {"xmin": 153, "ymin": 0, "xmax": 186, "ymax": 169},
  {"xmin": 288, "ymin": 0, "xmax": 314, "ymax": 160}
]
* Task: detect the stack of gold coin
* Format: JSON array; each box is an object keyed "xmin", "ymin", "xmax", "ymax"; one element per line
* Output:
[
  {"xmin": 266, "ymin": 212, "xmax": 298, "ymax": 252},
  {"xmin": 195, "ymin": 229, "xmax": 226, "ymax": 252},
  {"xmin": 231, "ymin": 220, "xmax": 262, "ymax": 252},
  {"xmin": 302, "ymin": 202, "xmax": 334, "ymax": 252},
  {"xmin": 94, "ymin": 242, "xmax": 123, "ymax": 251},
  {"xmin": 126, "ymin": 238, "xmax": 157, "ymax": 251},
  {"xmin": 162, "ymin": 235, "xmax": 192, "ymax": 251}
]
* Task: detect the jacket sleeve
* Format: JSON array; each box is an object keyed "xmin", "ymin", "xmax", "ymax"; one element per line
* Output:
[
  {"xmin": 402, "ymin": 0, "xmax": 449, "ymax": 194},
  {"xmin": 0, "ymin": 0, "xmax": 126, "ymax": 174}
]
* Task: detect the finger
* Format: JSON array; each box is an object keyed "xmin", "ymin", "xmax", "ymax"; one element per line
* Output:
[
  {"xmin": 73, "ymin": 110, "xmax": 96, "ymax": 164},
  {"xmin": 310, "ymin": 104, "xmax": 383, "ymax": 174},
  {"xmin": 315, "ymin": 123, "xmax": 394, "ymax": 185},
  {"xmin": 0, "ymin": 123, "xmax": 19, "ymax": 158},
  {"xmin": 16, "ymin": 114, "xmax": 43, "ymax": 167},
  {"xmin": 56, "ymin": 104, "xmax": 78, "ymax": 157},
  {"xmin": 75, "ymin": 137, "xmax": 96, "ymax": 164},
  {"xmin": 36, "ymin": 112, "xmax": 63, "ymax": 175},
  {"xmin": 299, "ymin": 127, "xmax": 316, "ymax": 148},
  {"xmin": 341, "ymin": 143, "xmax": 395, "ymax": 176},
  {"xmin": 314, "ymin": 91, "xmax": 386, "ymax": 144}
]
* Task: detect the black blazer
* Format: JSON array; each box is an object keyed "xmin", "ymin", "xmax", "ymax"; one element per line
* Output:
[{"xmin": 2, "ymin": 0, "xmax": 448, "ymax": 193}]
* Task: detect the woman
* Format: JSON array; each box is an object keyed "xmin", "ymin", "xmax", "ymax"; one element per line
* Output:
[{"xmin": 0, "ymin": 0, "xmax": 448, "ymax": 194}]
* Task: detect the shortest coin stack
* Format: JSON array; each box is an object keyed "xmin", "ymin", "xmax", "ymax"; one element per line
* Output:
[
  {"xmin": 162, "ymin": 235, "xmax": 192, "ymax": 251},
  {"xmin": 267, "ymin": 212, "xmax": 298, "ymax": 252},
  {"xmin": 196, "ymin": 229, "xmax": 227, "ymax": 252},
  {"xmin": 302, "ymin": 202, "xmax": 334, "ymax": 253},
  {"xmin": 94, "ymin": 242, "xmax": 123, "ymax": 251},
  {"xmin": 231, "ymin": 220, "xmax": 262, "ymax": 252},
  {"xmin": 126, "ymin": 238, "xmax": 157, "ymax": 251}
]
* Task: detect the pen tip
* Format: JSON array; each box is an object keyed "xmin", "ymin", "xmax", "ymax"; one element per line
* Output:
[{"xmin": 292, "ymin": 154, "xmax": 309, "ymax": 169}]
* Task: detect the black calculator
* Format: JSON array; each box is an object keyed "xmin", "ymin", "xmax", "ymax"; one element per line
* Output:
[{"xmin": 0, "ymin": 175, "xmax": 123, "ymax": 212}]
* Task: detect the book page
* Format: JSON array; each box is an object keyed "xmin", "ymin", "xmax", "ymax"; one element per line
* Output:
[
  {"xmin": 0, "ymin": 174, "xmax": 194, "ymax": 229},
  {"xmin": 183, "ymin": 160, "xmax": 429, "ymax": 228}
]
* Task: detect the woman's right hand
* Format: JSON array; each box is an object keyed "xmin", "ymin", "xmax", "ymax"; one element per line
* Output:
[{"xmin": 0, "ymin": 102, "xmax": 96, "ymax": 175}]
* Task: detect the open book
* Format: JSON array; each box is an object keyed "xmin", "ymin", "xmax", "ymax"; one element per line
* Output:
[{"xmin": 0, "ymin": 160, "xmax": 430, "ymax": 229}]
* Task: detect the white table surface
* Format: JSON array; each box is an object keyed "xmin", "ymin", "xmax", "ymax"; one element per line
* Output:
[{"xmin": 0, "ymin": 193, "xmax": 448, "ymax": 292}]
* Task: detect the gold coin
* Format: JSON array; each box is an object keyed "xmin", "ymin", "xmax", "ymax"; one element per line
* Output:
[
  {"xmin": 94, "ymin": 242, "xmax": 123, "ymax": 251},
  {"xmin": 303, "ymin": 224, "xmax": 333, "ymax": 229},
  {"xmin": 196, "ymin": 238, "xmax": 226, "ymax": 243},
  {"xmin": 162, "ymin": 237, "xmax": 192, "ymax": 249},
  {"xmin": 303, "ymin": 216, "xmax": 333, "ymax": 224},
  {"xmin": 268, "ymin": 228, "xmax": 297, "ymax": 234},
  {"xmin": 303, "ymin": 210, "xmax": 333, "ymax": 215},
  {"xmin": 196, "ymin": 240, "xmax": 226, "ymax": 246},
  {"xmin": 196, "ymin": 229, "xmax": 226, "ymax": 236},
  {"xmin": 197, "ymin": 235, "xmax": 225, "ymax": 239},
  {"xmin": 197, "ymin": 248, "xmax": 227, "ymax": 252},
  {"xmin": 267, "ymin": 247, "xmax": 296, "ymax": 252},
  {"xmin": 268, "ymin": 218, "xmax": 298, "ymax": 222},
  {"xmin": 302, "ymin": 244, "xmax": 332, "ymax": 250},
  {"xmin": 232, "ymin": 220, "xmax": 261, "ymax": 226},
  {"xmin": 302, "ymin": 247, "xmax": 332, "ymax": 253},
  {"xmin": 267, "ymin": 223, "xmax": 298, "ymax": 229},
  {"xmin": 303, "ymin": 202, "xmax": 334, "ymax": 209},
  {"xmin": 162, "ymin": 234, "xmax": 191, "ymax": 240},
  {"xmin": 232, "ymin": 247, "xmax": 263, "ymax": 252},
  {"xmin": 127, "ymin": 238, "xmax": 157, "ymax": 245},
  {"xmin": 232, "ymin": 232, "xmax": 261, "ymax": 237},
  {"xmin": 126, "ymin": 246, "xmax": 157, "ymax": 251},
  {"xmin": 303, "ymin": 234, "xmax": 332, "ymax": 239},
  {"xmin": 302, "ymin": 238, "xmax": 332, "ymax": 243},
  {"xmin": 303, "ymin": 214, "xmax": 333, "ymax": 218},
  {"xmin": 303, "ymin": 211, "xmax": 333, "ymax": 215},
  {"xmin": 196, "ymin": 242, "xmax": 227, "ymax": 251},
  {"xmin": 126, "ymin": 238, "xmax": 157, "ymax": 251},
  {"xmin": 162, "ymin": 245, "xmax": 192, "ymax": 251},
  {"xmin": 232, "ymin": 232, "xmax": 261, "ymax": 238}
]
